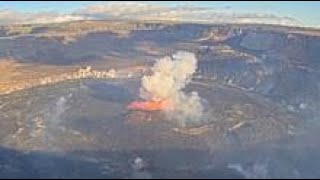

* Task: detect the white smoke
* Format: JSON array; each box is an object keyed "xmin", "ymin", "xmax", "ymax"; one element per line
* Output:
[
  {"xmin": 139, "ymin": 51, "xmax": 205, "ymax": 127},
  {"xmin": 228, "ymin": 162, "xmax": 269, "ymax": 179}
]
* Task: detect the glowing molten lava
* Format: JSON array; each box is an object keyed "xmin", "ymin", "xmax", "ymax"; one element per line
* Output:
[{"xmin": 127, "ymin": 100, "xmax": 173, "ymax": 111}]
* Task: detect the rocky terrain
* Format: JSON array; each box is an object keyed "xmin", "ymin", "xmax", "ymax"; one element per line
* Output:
[{"xmin": 0, "ymin": 20, "xmax": 319, "ymax": 178}]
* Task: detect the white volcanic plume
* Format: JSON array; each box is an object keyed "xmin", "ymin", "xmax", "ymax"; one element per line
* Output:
[{"xmin": 139, "ymin": 51, "xmax": 205, "ymax": 127}]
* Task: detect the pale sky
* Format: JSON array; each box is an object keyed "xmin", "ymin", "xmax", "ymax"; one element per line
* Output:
[{"xmin": 0, "ymin": 1, "xmax": 319, "ymax": 26}]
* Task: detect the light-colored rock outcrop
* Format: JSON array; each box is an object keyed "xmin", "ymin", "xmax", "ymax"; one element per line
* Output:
[{"xmin": 0, "ymin": 66, "xmax": 145, "ymax": 95}]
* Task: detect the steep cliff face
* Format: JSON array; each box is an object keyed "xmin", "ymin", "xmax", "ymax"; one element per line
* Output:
[{"xmin": 240, "ymin": 31, "xmax": 285, "ymax": 51}]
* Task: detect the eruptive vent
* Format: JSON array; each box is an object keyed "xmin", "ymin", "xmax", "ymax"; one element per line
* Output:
[
  {"xmin": 127, "ymin": 51, "xmax": 205, "ymax": 127},
  {"xmin": 127, "ymin": 100, "xmax": 173, "ymax": 111}
]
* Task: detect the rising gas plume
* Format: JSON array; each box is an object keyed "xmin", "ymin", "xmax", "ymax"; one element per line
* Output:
[{"xmin": 128, "ymin": 51, "xmax": 205, "ymax": 127}]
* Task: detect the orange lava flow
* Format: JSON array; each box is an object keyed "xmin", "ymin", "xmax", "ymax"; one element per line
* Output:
[{"xmin": 127, "ymin": 100, "xmax": 173, "ymax": 111}]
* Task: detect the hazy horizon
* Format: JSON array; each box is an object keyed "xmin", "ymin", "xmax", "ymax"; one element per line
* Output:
[{"xmin": 0, "ymin": 1, "xmax": 319, "ymax": 27}]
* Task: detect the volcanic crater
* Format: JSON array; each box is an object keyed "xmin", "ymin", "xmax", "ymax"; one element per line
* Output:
[{"xmin": 0, "ymin": 20, "xmax": 320, "ymax": 178}]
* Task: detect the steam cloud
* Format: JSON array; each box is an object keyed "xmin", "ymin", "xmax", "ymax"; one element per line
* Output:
[{"xmin": 139, "ymin": 51, "xmax": 205, "ymax": 127}]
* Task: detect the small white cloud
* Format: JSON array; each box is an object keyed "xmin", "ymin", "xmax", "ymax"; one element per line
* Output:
[
  {"xmin": 26, "ymin": 13, "xmax": 90, "ymax": 24},
  {"xmin": 0, "ymin": 9, "xmax": 90, "ymax": 25},
  {"xmin": 77, "ymin": 1, "xmax": 166, "ymax": 18}
]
